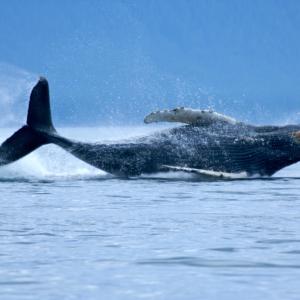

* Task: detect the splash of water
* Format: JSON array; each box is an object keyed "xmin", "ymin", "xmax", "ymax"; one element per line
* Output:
[
  {"xmin": 0, "ymin": 141, "xmax": 104, "ymax": 180},
  {"xmin": 0, "ymin": 63, "xmax": 38, "ymax": 127}
]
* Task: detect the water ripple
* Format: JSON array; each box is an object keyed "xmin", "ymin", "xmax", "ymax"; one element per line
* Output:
[{"xmin": 137, "ymin": 257, "xmax": 300, "ymax": 269}]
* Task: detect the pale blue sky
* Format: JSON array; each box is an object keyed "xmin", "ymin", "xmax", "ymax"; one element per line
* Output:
[{"xmin": 1, "ymin": 0, "xmax": 300, "ymax": 124}]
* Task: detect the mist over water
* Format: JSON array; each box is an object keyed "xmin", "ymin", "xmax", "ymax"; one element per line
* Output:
[{"xmin": 0, "ymin": 63, "xmax": 37, "ymax": 127}]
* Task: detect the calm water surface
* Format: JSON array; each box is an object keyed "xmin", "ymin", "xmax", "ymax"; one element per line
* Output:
[{"xmin": 0, "ymin": 127, "xmax": 300, "ymax": 300}]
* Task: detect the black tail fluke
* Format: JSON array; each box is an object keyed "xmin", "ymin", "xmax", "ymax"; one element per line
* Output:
[
  {"xmin": 27, "ymin": 77, "xmax": 56, "ymax": 133},
  {"xmin": 0, "ymin": 126, "xmax": 47, "ymax": 166},
  {"xmin": 0, "ymin": 77, "xmax": 56, "ymax": 167}
]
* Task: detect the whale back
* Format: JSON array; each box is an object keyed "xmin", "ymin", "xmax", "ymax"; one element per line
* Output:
[{"xmin": 158, "ymin": 123, "xmax": 300, "ymax": 176}]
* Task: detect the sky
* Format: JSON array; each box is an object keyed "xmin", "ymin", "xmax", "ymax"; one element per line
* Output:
[{"xmin": 0, "ymin": 0, "xmax": 300, "ymax": 125}]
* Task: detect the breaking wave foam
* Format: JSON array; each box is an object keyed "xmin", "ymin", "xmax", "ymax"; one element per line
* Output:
[{"xmin": 0, "ymin": 144, "xmax": 105, "ymax": 181}]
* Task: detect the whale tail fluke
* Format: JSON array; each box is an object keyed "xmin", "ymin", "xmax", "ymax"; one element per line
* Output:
[
  {"xmin": 0, "ymin": 77, "xmax": 56, "ymax": 166},
  {"xmin": 27, "ymin": 77, "xmax": 56, "ymax": 134}
]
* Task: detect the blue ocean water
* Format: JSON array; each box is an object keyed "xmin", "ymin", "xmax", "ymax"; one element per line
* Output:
[{"xmin": 0, "ymin": 127, "xmax": 300, "ymax": 300}]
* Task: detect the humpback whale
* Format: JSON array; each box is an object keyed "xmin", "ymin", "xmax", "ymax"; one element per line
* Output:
[{"xmin": 1, "ymin": 77, "xmax": 300, "ymax": 179}]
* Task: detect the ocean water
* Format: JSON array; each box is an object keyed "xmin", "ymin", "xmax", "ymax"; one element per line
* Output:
[{"xmin": 0, "ymin": 126, "xmax": 300, "ymax": 300}]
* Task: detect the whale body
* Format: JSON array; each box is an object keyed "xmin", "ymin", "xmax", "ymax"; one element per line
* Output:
[{"xmin": 1, "ymin": 78, "xmax": 300, "ymax": 179}]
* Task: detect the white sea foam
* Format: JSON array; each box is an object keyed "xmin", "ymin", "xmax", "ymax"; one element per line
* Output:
[{"xmin": 0, "ymin": 143, "xmax": 104, "ymax": 180}]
